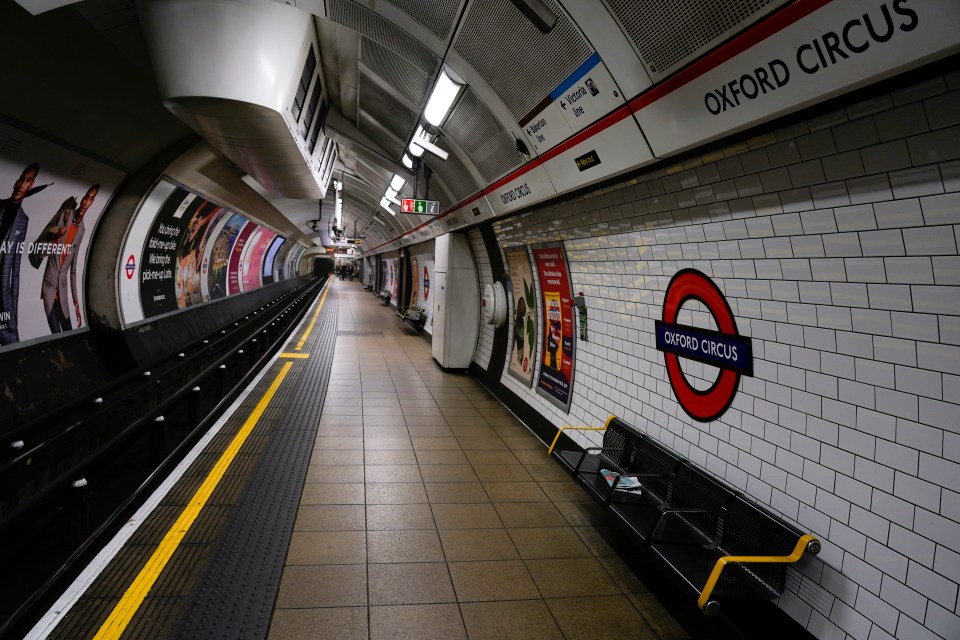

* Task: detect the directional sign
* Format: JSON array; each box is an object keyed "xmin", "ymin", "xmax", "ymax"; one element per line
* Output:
[
  {"xmin": 347, "ymin": 239, "xmax": 363, "ymax": 245},
  {"xmin": 400, "ymin": 198, "xmax": 440, "ymax": 215}
]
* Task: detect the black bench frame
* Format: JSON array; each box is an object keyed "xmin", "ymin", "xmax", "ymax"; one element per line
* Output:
[
  {"xmin": 401, "ymin": 305, "xmax": 427, "ymax": 333},
  {"xmin": 548, "ymin": 415, "xmax": 820, "ymax": 616}
]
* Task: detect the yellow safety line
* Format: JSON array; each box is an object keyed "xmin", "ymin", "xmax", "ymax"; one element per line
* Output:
[
  {"xmin": 697, "ymin": 534, "xmax": 818, "ymax": 613},
  {"xmin": 546, "ymin": 415, "xmax": 616, "ymax": 456},
  {"xmin": 279, "ymin": 352, "xmax": 310, "ymax": 359},
  {"xmin": 294, "ymin": 284, "xmax": 330, "ymax": 351},
  {"xmin": 93, "ymin": 361, "xmax": 294, "ymax": 640}
]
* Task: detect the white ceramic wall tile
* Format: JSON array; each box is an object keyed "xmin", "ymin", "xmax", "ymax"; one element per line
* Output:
[{"xmin": 486, "ymin": 78, "xmax": 960, "ymax": 640}]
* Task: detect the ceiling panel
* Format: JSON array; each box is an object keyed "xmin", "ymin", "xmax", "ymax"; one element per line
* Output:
[
  {"xmin": 361, "ymin": 36, "xmax": 432, "ymax": 109},
  {"xmin": 381, "ymin": 0, "xmax": 464, "ymax": 41},
  {"xmin": 358, "ymin": 71, "xmax": 418, "ymax": 149},
  {"xmin": 443, "ymin": 87, "xmax": 520, "ymax": 183},
  {"xmin": 452, "ymin": 0, "xmax": 592, "ymax": 121},
  {"xmin": 327, "ymin": 0, "xmax": 440, "ymax": 75},
  {"xmin": 602, "ymin": 0, "xmax": 786, "ymax": 80}
]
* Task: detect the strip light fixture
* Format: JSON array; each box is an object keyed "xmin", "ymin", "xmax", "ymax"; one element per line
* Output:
[{"xmin": 424, "ymin": 70, "xmax": 463, "ymax": 126}]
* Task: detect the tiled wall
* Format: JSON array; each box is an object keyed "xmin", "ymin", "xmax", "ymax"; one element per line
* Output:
[
  {"xmin": 489, "ymin": 71, "xmax": 960, "ymax": 640},
  {"xmin": 470, "ymin": 229, "xmax": 495, "ymax": 370}
]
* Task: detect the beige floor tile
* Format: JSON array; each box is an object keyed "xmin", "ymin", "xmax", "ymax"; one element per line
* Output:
[
  {"xmin": 525, "ymin": 463, "xmax": 571, "ymax": 482},
  {"xmin": 369, "ymin": 604, "xmax": 466, "ymax": 640},
  {"xmin": 268, "ymin": 607, "xmax": 368, "ymax": 640},
  {"xmin": 419, "ymin": 464, "xmax": 478, "ymax": 483},
  {"xmin": 457, "ymin": 436, "xmax": 508, "ymax": 451},
  {"xmin": 407, "ymin": 425, "xmax": 455, "ymax": 438},
  {"xmin": 367, "ymin": 529, "xmax": 444, "ymax": 563},
  {"xmin": 365, "ymin": 464, "xmax": 423, "ymax": 483},
  {"xmin": 554, "ymin": 500, "xmax": 611, "ymax": 526},
  {"xmin": 363, "ymin": 425, "xmax": 409, "ymax": 438},
  {"xmin": 546, "ymin": 595, "xmax": 658, "ymax": 640},
  {"xmin": 275, "ymin": 564, "xmax": 367, "ymax": 608},
  {"xmin": 366, "ymin": 503, "xmax": 436, "ymax": 530},
  {"xmin": 364, "ymin": 436, "xmax": 413, "ymax": 450},
  {"xmin": 525, "ymin": 557, "xmax": 621, "ymax": 598},
  {"xmin": 538, "ymin": 481, "xmax": 592, "ymax": 502},
  {"xmin": 444, "ymin": 416, "xmax": 490, "ymax": 428},
  {"xmin": 438, "ymin": 528, "xmax": 519, "ymax": 561},
  {"xmin": 314, "ymin": 425, "xmax": 364, "ymax": 438},
  {"xmin": 450, "ymin": 425, "xmax": 498, "ymax": 438},
  {"xmin": 363, "ymin": 415, "xmax": 408, "ymax": 426},
  {"xmin": 431, "ymin": 503, "xmax": 502, "ymax": 529},
  {"xmin": 294, "ymin": 505, "xmax": 366, "ymax": 531},
  {"xmin": 628, "ymin": 593, "xmax": 692, "ymax": 640},
  {"xmin": 483, "ymin": 482, "xmax": 550, "ymax": 503},
  {"xmin": 473, "ymin": 464, "xmax": 534, "ymax": 482},
  {"xmin": 313, "ymin": 436, "xmax": 363, "ymax": 450},
  {"xmin": 308, "ymin": 449, "xmax": 364, "ymax": 466},
  {"xmin": 364, "ymin": 406, "xmax": 405, "ymax": 416},
  {"xmin": 364, "ymin": 449, "xmax": 417, "ymax": 465},
  {"xmin": 366, "ymin": 482, "xmax": 428, "ymax": 504},
  {"xmin": 465, "ymin": 450, "xmax": 521, "ymax": 466},
  {"xmin": 403, "ymin": 415, "xmax": 449, "ymax": 426},
  {"xmin": 459, "ymin": 600, "xmax": 564, "ymax": 640},
  {"xmin": 424, "ymin": 482, "xmax": 490, "ymax": 504},
  {"xmin": 503, "ymin": 436, "xmax": 545, "ymax": 451},
  {"xmin": 447, "ymin": 560, "xmax": 540, "ymax": 602},
  {"xmin": 364, "ymin": 398, "xmax": 402, "ymax": 407},
  {"xmin": 368, "ymin": 562, "xmax": 456, "ymax": 605},
  {"xmin": 415, "ymin": 450, "xmax": 470, "ymax": 465},
  {"xmin": 507, "ymin": 527, "xmax": 593, "ymax": 559},
  {"xmin": 286, "ymin": 530, "xmax": 367, "ymax": 564},
  {"xmin": 412, "ymin": 437, "xmax": 462, "ymax": 451},
  {"xmin": 493, "ymin": 502, "xmax": 569, "ymax": 528},
  {"xmin": 512, "ymin": 450, "xmax": 552, "ymax": 465},
  {"xmin": 305, "ymin": 465, "xmax": 363, "ymax": 484},
  {"xmin": 301, "ymin": 483, "xmax": 365, "ymax": 505}
]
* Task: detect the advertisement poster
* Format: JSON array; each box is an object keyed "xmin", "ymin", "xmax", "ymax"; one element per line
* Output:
[
  {"xmin": 176, "ymin": 200, "xmax": 227, "ymax": 309},
  {"xmin": 0, "ymin": 121, "xmax": 124, "ymax": 348},
  {"xmin": 504, "ymin": 247, "xmax": 536, "ymax": 387},
  {"xmin": 206, "ymin": 213, "xmax": 246, "ymax": 301},
  {"xmin": 410, "ymin": 256, "xmax": 420, "ymax": 306},
  {"xmin": 532, "ymin": 243, "xmax": 575, "ymax": 411},
  {"xmin": 241, "ymin": 227, "xmax": 276, "ymax": 292},
  {"xmin": 227, "ymin": 221, "xmax": 256, "ymax": 296},
  {"xmin": 262, "ymin": 236, "xmax": 285, "ymax": 285}
]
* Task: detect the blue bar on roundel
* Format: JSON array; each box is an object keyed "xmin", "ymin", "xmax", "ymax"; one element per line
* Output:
[{"xmin": 654, "ymin": 321, "xmax": 753, "ymax": 376}]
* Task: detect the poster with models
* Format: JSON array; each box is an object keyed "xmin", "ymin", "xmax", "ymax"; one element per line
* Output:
[
  {"xmin": 241, "ymin": 227, "xmax": 276, "ymax": 291},
  {"xmin": 227, "ymin": 221, "xmax": 256, "ymax": 296},
  {"xmin": 504, "ymin": 246, "xmax": 536, "ymax": 387},
  {"xmin": 175, "ymin": 200, "xmax": 227, "ymax": 309},
  {"xmin": 532, "ymin": 243, "xmax": 575, "ymax": 411},
  {"xmin": 262, "ymin": 236, "xmax": 285, "ymax": 285},
  {"xmin": 0, "ymin": 121, "xmax": 124, "ymax": 349}
]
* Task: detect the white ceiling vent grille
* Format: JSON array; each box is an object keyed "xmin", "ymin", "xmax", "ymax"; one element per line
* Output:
[
  {"xmin": 452, "ymin": 0, "xmax": 593, "ymax": 120},
  {"xmin": 358, "ymin": 115, "xmax": 406, "ymax": 160},
  {"xmin": 328, "ymin": 0, "xmax": 440, "ymax": 75},
  {"xmin": 443, "ymin": 88, "xmax": 520, "ymax": 183},
  {"xmin": 361, "ymin": 37, "xmax": 431, "ymax": 109},
  {"xmin": 426, "ymin": 141, "xmax": 480, "ymax": 203},
  {"xmin": 382, "ymin": 0, "xmax": 464, "ymax": 40},
  {"xmin": 603, "ymin": 0, "xmax": 787, "ymax": 80}
]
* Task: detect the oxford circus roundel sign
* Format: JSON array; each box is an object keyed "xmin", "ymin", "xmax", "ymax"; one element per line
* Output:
[{"xmin": 655, "ymin": 269, "xmax": 753, "ymax": 422}]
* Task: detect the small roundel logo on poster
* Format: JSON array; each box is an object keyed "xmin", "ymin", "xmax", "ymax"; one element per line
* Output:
[
  {"xmin": 423, "ymin": 267, "xmax": 430, "ymax": 301},
  {"xmin": 125, "ymin": 255, "xmax": 136, "ymax": 280},
  {"xmin": 655, "ymin": 269, "xmax": 753, "ymax": 422}
]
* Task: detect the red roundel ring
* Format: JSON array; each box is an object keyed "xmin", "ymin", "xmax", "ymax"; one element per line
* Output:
[{"xmin": 662, "ymin": 269, "xmax": 740, "ymax": 422}]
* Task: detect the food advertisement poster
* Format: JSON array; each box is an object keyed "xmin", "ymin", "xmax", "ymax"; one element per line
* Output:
[
  {"xmin": 504, "ymin": 246, "xmax": 536, "ymax": 387},
  {"xmin": 532, "ymin": 243, "xmax": 575, "ymax": 410}
]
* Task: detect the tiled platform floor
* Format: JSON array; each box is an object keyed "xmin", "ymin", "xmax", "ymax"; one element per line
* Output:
[{"xmin": 268, "ymin": 280, "xmax": 726, "ymax": 640}]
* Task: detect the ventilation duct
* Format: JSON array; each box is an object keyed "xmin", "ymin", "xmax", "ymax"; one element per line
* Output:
[{"xmin": 138, "ymin": 0, "xmax": 333, "ymax": 199}]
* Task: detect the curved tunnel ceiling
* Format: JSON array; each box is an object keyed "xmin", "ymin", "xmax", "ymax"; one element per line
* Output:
[{"xmin": 21, "ymin": 0, "xmax": 960, "ymax": 256}]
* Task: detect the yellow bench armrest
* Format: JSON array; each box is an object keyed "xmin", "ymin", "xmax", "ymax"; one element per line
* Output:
[
  {"xmin": 697, "ymin": 534, "xmax": 819, "ymax": 614},
  {"xmin": 547, "ymin": 415, "xmax": 616, "ymax": 456}
]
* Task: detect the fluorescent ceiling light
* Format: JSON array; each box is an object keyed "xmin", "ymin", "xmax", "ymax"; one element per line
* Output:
[
  {"xmin": 402, "ymin": 154, "xmax": 413, "ymax": 169},
  {"xmin": 409, "ymin": 141, "xmax": 424, "ymax": 157},
  {"xmin": 390, "ymin": 174, "xmax": 406, "ymax": 191},
  {"xmin": 411, "ymin": 135, "xmax": 449, "ymax": 161},
  {"xmin": 385, "ymin": 188, "xmax": 397, "ymax": 200},
  {"xmin": 379, "ymin": 197, "xmax": 396, "ymax": 215},
  {"xmin": 424, "ymin": 70, "xmax": 463, "ymax": 127}
]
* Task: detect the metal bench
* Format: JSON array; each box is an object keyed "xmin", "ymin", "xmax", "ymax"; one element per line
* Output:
[
  {"xmin": 401, "ymin": 305, "xmax": 427, "ymax": 333},
  {"xmin": 546, "ymin": 415, "xmax": 820, "ymax": 615},
  {"xmin": 378, "ymin": 289, "xmax": 391, "ymax": 305},
  {"xmin": 648, "ymin": 494, "xmax": 821, "ymax": 616}
]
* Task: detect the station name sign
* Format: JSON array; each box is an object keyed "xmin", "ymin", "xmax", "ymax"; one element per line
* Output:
[
  {"xmin": 703, "ymin": 0, "xmax": 918, "ymax": 117},
  {"xmin": 655, "ymin": 321, "xmax": 752, "ymax": 375}
]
